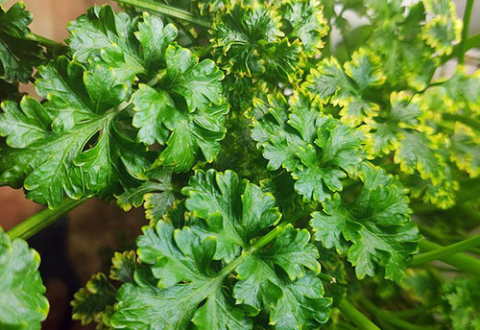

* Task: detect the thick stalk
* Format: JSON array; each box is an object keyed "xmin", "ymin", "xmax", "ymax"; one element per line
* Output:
[
  {"xmin": 459, "ymin": 0, "xmax": 475, "ymax": 64},
  {"xmin": 7, "ymin": 198, "xmax": 88, "ymax": 240},
  {"xmin": 362, "ymin": 300, "xmax": 434, "ymax": 330},
  {"xmin": 387, "ymin": 306, "xmax": 431, "ymax": 318},
  {"xmin": 416, "ymin": 239, "xmax": 480, "ymax": 277},
  {"xmin": 337, "ymin": 299, "xmax": 382, "ymax": 330},
  {"xmin": 113, "ymin": 0, "xmax": 210, "ymax": 27},
  {"xmin": 442, "ymin": 33, "xmax": 480, "ymax": 63},
  {"xmin": 31, "ymin": 33, "xmax": 65, "ymax": 48},
  {"xmin": 411, "ymin": 235, "xmax": 480, "ymax": 265}
]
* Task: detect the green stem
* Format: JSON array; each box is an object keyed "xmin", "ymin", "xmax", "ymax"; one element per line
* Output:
[
  {"xmin": 338, "ymin": 321, "xmax": 360, "ymax": 330},
  {"xmin": 7, "ymin": 198, "xmax": 88, "ymax": 240},
  {"xmin": 442, "ymin": 33, "xmax": 480, "ymax": 63},
  {"xmin": 411, "ymin": 235, "xmax": 480, "ymax": 265},
  {"xmin": 247, "ymin": 221, "xmax": 289, "ymax": 254},
  {"xmin": 415, "ymin": 239, "xmax": 480, "ymax": 277},
  {"xmin": 318, "ymin": 272, "xmax": 337, "ymax": 283},
  {"xmin": 31, "ymin": 33, "xmax": 65, "ymax": 48},
  {"xmin": 113, "ymin": 0, "xmax": 211, "ymax": 27},
  {"xmin": 363, "ymin": 300, "xmax": 434, "ymax": 330},
  {"xmin": 221, "ymin": 215, "xmax": 322, "ymax": 278},
  {"xmin": 387, "ymin": 306, "xmax": 431, "ymax": 318},
  {"xmin": 459, "ymin": 0, "xmax": 475, "ymax": 64},
  {"xmin": 219, "ymin": 221, "xmax": 291, "ymax": 277},
  {"xmin": 338, "ymin": 299, "xmax": 382, "ymax": 330}
]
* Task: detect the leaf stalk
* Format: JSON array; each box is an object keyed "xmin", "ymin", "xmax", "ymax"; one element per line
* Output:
[
  {"xmin": 415, "ymin": 239, "xmax": 480, "ymax": 277},
  {"xmin": 411, "ymin": 235, "xmax": 480, "ymax": 265},
  {"xmin": 362, "ymin": 300, "xmax": 435, "ymax": 330},
  {"xmin": 337, "ymin": 299, "xmax": 382, "ymax": 330},
  {"xmin": 7, "ymin": 197, "xmax": 88, "ymax": 240},
  {"xmin": 112, "ymin": 0, "xmax": 211, "ymax": 27},
  {"xmin": 459, "ymin": 0, "xmax": 475, "ymax": 64}
]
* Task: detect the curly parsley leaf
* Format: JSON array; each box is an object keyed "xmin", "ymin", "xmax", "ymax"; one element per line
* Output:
[
  {"xmin": 116, "ymin": 167, "xmax": 176, "ymax": 222},
  {"xmin": 68, "ymin": 5, "xmax": 149, "ymax": 81},
  {"xmin": 269, "ymin": 274, "xmax": 331, "ymax": 330},
  {"xmin": 69, "ymin": 6, "xmax": 227, "ymax": 172},
  {"xmin": 0, "ymin": 228, "xmax": 49, "ymax": 330},
  {"xmin": 109, "ymin": 251, "xmax": 137, "ymax": 283},
  {"xmin": 280, "ymin": 0, "xmax": 328, "ymax": 55},
  {"xmin": 421, "ymin": 0, "xmax": 462, "ymax": 56},
  {"xmin": 233, "ymin": 225, "xmax": 322, "ymax": 312},
  {"xmin": 436, "ymin": 69, "xmax": 480, "ymax": 114},
  {"xmin": 182, "ymin": 169, "xmax": 281, "ymax": 262},
  {"xmin": 450, "ymin": 122, "xmax": 480, "ymax": 178},
  {"xmin": 0, "ymin": 3, "xmax": 44, "ymax": 83},
  {"xmin": 442, "ymin": 278, "xmax": 480, "ymax": 330},
  {"xmin": 364, "ymin": 91, "xmax": 455, "ymax": 208},
  {"xmin": 132, "ymin": 51, "xmax": 227, "ymax": 172},
  {"xmin": 251, "ymin": 92, "xmax": 363, "ymax": 202},
  {"xmin": 119, "ymin": 221, "xmax": 251, "ymax": 330},
  {"xmin": 110, "ymin": 169, "xmax": 330, "ymax": 329},
  {"xmin": 311, "ymin": 164, "xmax": 420, "ymax": 281},
  {"xmin": 0, "ymin": 58, "xmax": 153, "ymax": 207},
  {"xmin": 212, "ymin": 1, "xmax": 301, "ymax": 84},
  {"xmin": 304, "ymin": 49, "xmax": 384, "ymax": 126},
  {"xmin": 71, "ymin": 273, "xmax": 116, "ymax": 327}
]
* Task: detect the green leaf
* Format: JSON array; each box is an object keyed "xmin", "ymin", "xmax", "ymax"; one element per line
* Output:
[
  {"xmin": 72, "ymin": 273, "xmax": 117, "ymax": 327},
  {"xmin": 109, "ymin": 170, "xmax": 330, "ymax": 330},
  {"xmin": 311, "ymin": 194, "xmax": 362, "ymax": 254},
  {"xmin": 113, "ymin": 221, "xmax": 251, "ymax": 330},
  {"xmin": 0, "ymin": 57, "xmax": 153, "ymax": 207},
  {"xmin": 366, "ymin": 1, "xmax": 435, "ymax": 88},
  {"xmin": 116, "ymin": 167, "xmax": 176, "ymax": 222},
  {"xmin": 450, "ymin": 122, "xmax": 480, "ymax": 178},
  {"xmin": 0, "ymin": 228, "xmax": 49, "ymax": 330},
  {"xmin": 135, "ymin": 12, "xmax": 178, "ymax": 72},
  {"xmin": 68, "ymin": 5, "xmax": 147, "ymax": 81},
  {"xmin": 212, "ymin": 2, "xmax": 301, "ymax": 84},
  {"xmin": 311, "ymin": 164, "xmax": 420, "ymax": 281},
  {"xmin": 132, "ymin": 48, "xmax": 228, "ymax": 172},
  {"xmin": 365, "ymin": 92, "xmax": 422, "ymax": 156},
  {"xmin": 364, "ymin": 91, "xmax": 454, "ymax": 208},
  {"xmin": 70, "ymin": 5, "xmax": 227, "ymax": 173},
  {"xmin": 442, "ymin": 278, "xmax": 480, "ymax": 330},
  {"xmin": 251, "ymin": 92, "xmax": 363, "ymax": 202},
  {"xmin": 0, "ymin": 3, "xmax": 44, "ymax": 83},
  {"xmin": 280, "ymin": 0, "xmax": 328, "ymax": 55},
  {"xmin": 109, "ymin": 251, "xmax": 137, "ymax": 283},
  {"xmin": 304, "ymin": 49, "xmax": 384, "ymax": 126},
  {"xmin": 270, "ymin": 274, "xmax": 331, "ymax": 330},
  {"xmin": 0, "ymin": 97, "xmax": 51, "ymax": 148},
  {"xmin": 165, "ymin": 46, "xmax": 224, "ymax": 112},
  {"xmin": 304, "ymin": 57, "xmax": 352, "ymax": 103},
  {"xmin": 182, "ymin": 169, "xmax": 281, "ymax": 262},
  {"xmin": 439, "ymin": 69, "xmax": 480, "ymax": 114},
  {"xmin": 69, "ymin": 5, "xmax": 225, "ymax": 110},
  {"xmin": 394, "ymin": 131, "xmax": 444, "ymax": 178},
  {"xmin": 233, "ymin": 225, "xmax": 322, "ymax": 315},
  {"xmin": 421, "ymin": 0, "xmax": 462, "ymax": 56}
]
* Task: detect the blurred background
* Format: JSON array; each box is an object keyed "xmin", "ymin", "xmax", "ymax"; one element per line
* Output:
[{"xmin": 0, "ymin": 0, "xmax": 479, "ymax": 329}]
